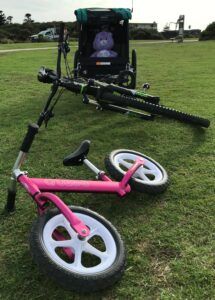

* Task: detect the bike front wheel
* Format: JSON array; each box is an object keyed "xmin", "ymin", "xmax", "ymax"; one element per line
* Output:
[
  {"xmin": 105, "ymin": 149, "xmax": 169, "ymax": 194},
  {"xmin": 29, "ymin": 206, "xmax": 125, "ymax": 292}
]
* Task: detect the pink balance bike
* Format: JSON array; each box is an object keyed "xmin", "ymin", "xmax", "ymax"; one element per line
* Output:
[{"xmin": 6, "ymin": 124, "xmax": 168, "ymax": 292}]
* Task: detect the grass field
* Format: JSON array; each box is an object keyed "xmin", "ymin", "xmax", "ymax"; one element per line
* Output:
[
  {"xmin": 0, "ymin": 41, "xmax": 57, "ymax": 50},
  {"xmin": 0, "ymin": 41, "xmax": 78, "ymax": 50},
  {"xmin": 0, "ymin": 41, "xmax": 214, "ymax": 299}
]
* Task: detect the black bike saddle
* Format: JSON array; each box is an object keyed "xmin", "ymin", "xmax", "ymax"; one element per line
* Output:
[{"xmin": 63, "ymin": 140, "xmax": 91, "ymax": 166}]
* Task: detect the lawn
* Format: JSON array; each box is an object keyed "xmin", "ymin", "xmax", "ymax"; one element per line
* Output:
[
  {"xmin": 0, "ymin": 41, "xmax": 57, "ymax": 50},
  {"xmin": 0, "ymin": 41, "xmax": 214, "ymax": 299},
  {"xmin": 0, "ymin": 41, "xmax": 77, "ymax": 50}
]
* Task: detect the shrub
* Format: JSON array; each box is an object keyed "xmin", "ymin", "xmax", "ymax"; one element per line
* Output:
[
  {"xmin": 199, "ymin": 22, "xmax": 215, "ymax": 41},
  {"xmin": 0, "ymin": 28, "xmax": 8, "ymax": 40},
  {"xmin": 0, "ymin": 38, "xmax": 14, "ymax": 44},
  {"xmin": 130, "ymin": 28, "xmax": 163, "ymax": 40},
  {"xmin": 15, "ymin": 28, "xmax": 32, "ymax": 41}
]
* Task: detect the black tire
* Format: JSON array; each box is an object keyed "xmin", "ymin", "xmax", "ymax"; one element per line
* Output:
[
  {"xmin": 29, "ymin": 206, "xmax": 125, "ymax": 292},
  {"xmin": 131, "ymin": 49, "xmax": 137, "ymax": 73},
  {"xmin": 100, "ymin": 92, "xmax": 210, "ymax": 128},
  {"xmin": 105, "ymin": 149, "xmax": 169, "ymax": 194},
  {"xmin": 131, "ymin": 49, "xmax": 137, "ymax": 89},
  {"xmin": 73, "ymin": 50, "xmax": 80, "ymax": 70},
  {"xmin": 118, "ymin": 70, "xmax": 136, "ymax": 89},
  {"xmin": 135, "ymin": 100, "xmax": 210, "ymax": 128}
]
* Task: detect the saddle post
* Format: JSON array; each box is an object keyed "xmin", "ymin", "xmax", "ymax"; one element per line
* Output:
[{"xmin": 83, "ymin": 158, "xmax": 101, "ymax": 176}]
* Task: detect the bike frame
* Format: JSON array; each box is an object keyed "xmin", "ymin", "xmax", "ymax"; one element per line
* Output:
[
  {"xmin": 36, "ymin": 22, "xmax": 156, "ymax": 128},
  {"xmin": 13, "ymin": 156, "xmax": 144, "ymax": 238}
]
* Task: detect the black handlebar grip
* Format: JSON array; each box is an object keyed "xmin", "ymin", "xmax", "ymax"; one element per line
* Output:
[
  {"xmin": 20, "ymin": 123, "xmax": 39, "ymax": 153},
  {"xmin": 61, "ymin": 81, "xmax": 82, "ymax": 93},
  {"xmin": 58, "ymin": 22, "xmax": 65, "ymax": 43}
]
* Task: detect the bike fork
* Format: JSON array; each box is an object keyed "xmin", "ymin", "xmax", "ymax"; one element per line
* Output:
[
  {"xmin": 37, "ymin": 84, "xmax": 59, "ymax": 127},
  {"xmin": 5, "ymin": 151, "xmax": 27, "ymax": 212}
]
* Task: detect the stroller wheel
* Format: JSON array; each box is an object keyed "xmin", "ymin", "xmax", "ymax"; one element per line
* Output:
[
  {"xmin": 74, "ymin": 50, "xmax": 80, "ymax": 69},
  {"xmin": 131, "ymin": 49, "xmax": 137, "ymax": 73},
  {"xmin": 118, "ymin": 70, "xmax": 136, "ymax": 89}
]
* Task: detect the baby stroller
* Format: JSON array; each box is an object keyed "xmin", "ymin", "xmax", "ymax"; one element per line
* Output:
[{"xmin": 73, "ymin": 8, "xmax": 137, "ymax": 89}]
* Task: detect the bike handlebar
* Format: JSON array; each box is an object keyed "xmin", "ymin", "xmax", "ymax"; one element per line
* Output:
[
  {"xmin": 58, "ymin": 22, "xmax": 65, "ymax": 44},
  {"xmin": 60, "ymin": 80, "xmax": 83, "ymax": 93},
  {"xmin": 20, "ymin": 123, "xmax": 39, "ymax": 153}
]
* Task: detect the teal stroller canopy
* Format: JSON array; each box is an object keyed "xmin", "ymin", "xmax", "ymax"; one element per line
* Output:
[{"xmin": 75, "ymin": 8, "xmax": 132, "ymax": 24}]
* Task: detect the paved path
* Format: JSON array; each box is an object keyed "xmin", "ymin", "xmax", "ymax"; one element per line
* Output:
[
  {"xmin": 0, "ymin": 47, "xmax": 57, "ymax": 53},
  {"xmin": 130, "ymin": 39, "xmax": 198, "ymax": 45},
  {"xmin": 0, "ymin": 39, "xmax": 198, "ymax": 54}
]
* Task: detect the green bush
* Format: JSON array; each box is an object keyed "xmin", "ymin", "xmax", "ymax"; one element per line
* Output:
[
  {"xmin": 0, "ymin": 38, "xmax": 14, "ymax": 44},
  {"xmin": 16, "ymin": 28, "xmax": 31, "ymax": 41},
  {"xmin": 130, "ymin": 28, "xmax": 163, "ymax": 40},
  {"xmin": 0, "ymin": 28, "xmax": 8, "ymax": 40},
  {"xmin": 0, "ymin": 28, "xmax": 14, "ymax": 43},
  {"xmin": 1, "ymin": 21, "xmax": 165, "ymax": 42},
  {"xmin": 0, "ymin": 21, "xmax": 78, "ymax": 42},
  {"xmin": 199, "ymin": 22, "xmax": 215, "ymax": 41}
]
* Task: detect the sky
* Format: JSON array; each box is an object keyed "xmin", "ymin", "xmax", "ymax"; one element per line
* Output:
[{"xmin": 1, "ymin": 0, "xmax": 215, "ymax": 31}]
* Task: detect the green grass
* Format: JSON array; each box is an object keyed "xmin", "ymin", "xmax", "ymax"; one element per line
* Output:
[
  {"xmin": 0, "ymin": 41, "xmax": 77, "ymax": 50},
  {"xmin": 0, "ymin": 41, "xmax": 214, "ymax": 299},
  {"xmin": 0, "ymin": 41, "xmax": 57, "ymax": 50}
]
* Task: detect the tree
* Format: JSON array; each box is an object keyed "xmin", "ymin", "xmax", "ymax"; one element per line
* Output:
[
  {"xmin": 23, "ymin": 13, "xmax": 34, "ymax": 23},
  {"xmin": 6, "ymin": 16, "xmax": 13, "ymax": 24},
  {"xmin": 163, "ymin": 23, "xmax": 170, "ymax": 31},
  {"xmin": 0, "ymin": 10, "xmax": 6, "ymax": 25},
  {"xmin": 199, "ymin": 22, "xmax": 215, "ymax": 41}
]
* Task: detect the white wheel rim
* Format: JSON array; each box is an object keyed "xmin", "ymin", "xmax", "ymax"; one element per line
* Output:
[
  {"xmin": 113, "ymin": 152, "xmax": 163, "ymax": 184},
  {"xmin": 43, "ymin": 212, "xmax": 117, "ymax": 275}
]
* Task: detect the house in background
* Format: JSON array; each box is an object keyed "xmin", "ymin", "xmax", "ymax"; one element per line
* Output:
[{"xmin": 130, "ymin": 22, "xmax": 158, "ymax": 31}]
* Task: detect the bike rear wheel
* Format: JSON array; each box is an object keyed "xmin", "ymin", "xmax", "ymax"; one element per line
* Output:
[
  {"xmin": 105, "ymin": 149, "xmax": 169, "ymax": 194},
  {"xmin": 99, "ymin": 92, "xmax": 210, "ymax": 128}
]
